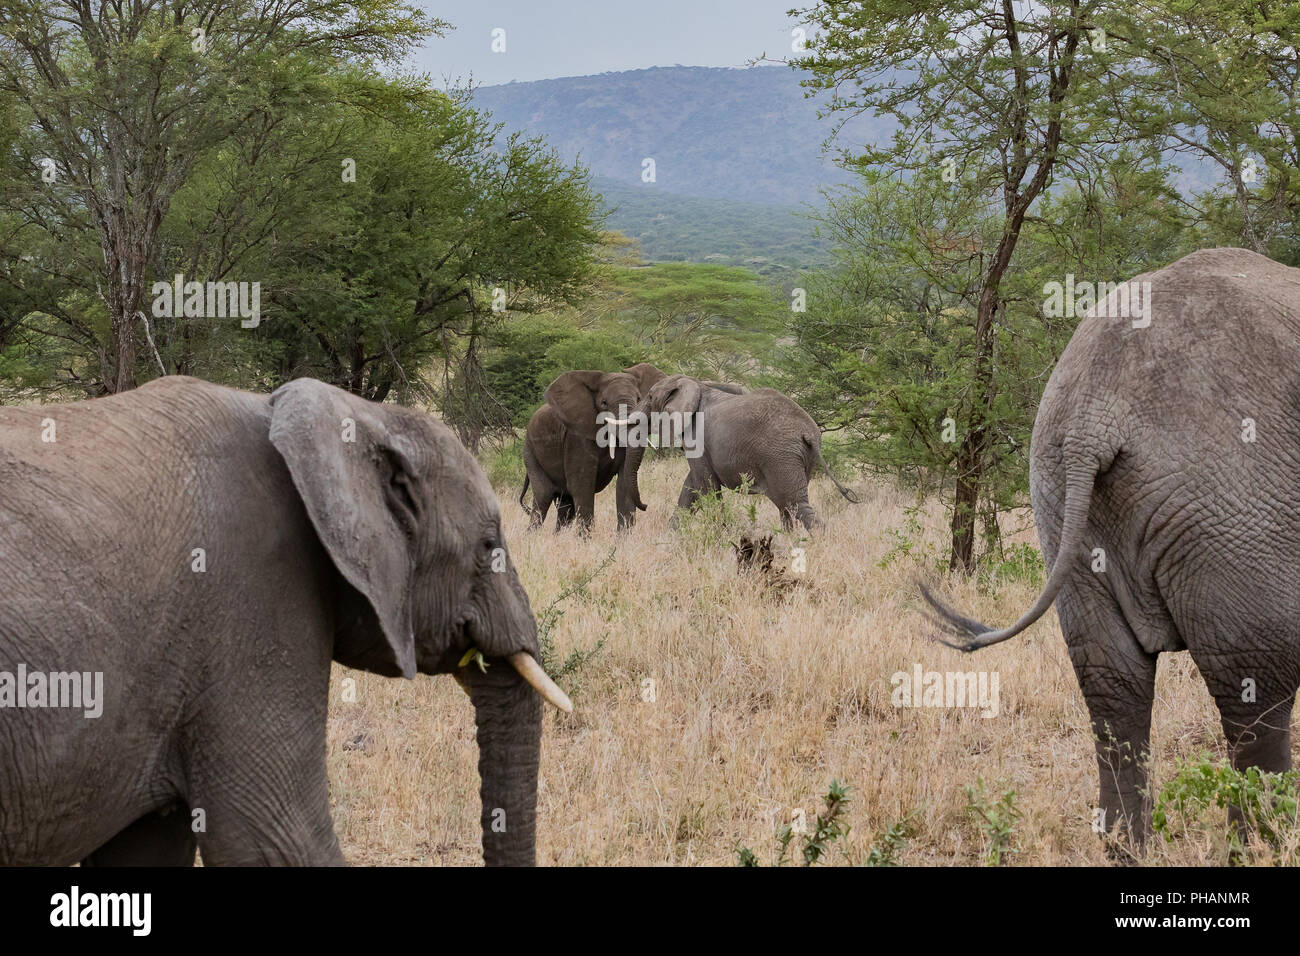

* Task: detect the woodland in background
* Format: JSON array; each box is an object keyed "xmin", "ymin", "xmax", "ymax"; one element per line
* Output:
[{"xmin": 2, "ymin": 1, "xmax": 1298, "ymax": 571}]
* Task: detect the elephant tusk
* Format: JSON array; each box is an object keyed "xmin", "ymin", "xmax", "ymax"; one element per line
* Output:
[
  {"xmin": 508, "ymin": 652, "xmax": 573, "ymax": 713},
  {"xmin": 453, "ymin": 670, "xmax": 473, "ymax": 698}
]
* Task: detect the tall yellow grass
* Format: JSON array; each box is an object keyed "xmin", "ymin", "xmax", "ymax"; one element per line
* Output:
[{"xmin": 326, "ymin": 457, "xmax": 1271, "ymax": 866}]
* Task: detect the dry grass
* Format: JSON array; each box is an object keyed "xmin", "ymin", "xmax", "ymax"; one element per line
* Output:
[{"xmin": 326, "ymin": 456, "xmax": 1293, "ymax": 866}]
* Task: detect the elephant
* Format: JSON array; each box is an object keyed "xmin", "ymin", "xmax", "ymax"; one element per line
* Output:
[
  {"xmin": 519, "ymin": 362, "xmax": 665, "ymax": 532},
  {"xmin": 922, "ymin": 247, "xmax": 1300, "ymax": 848},
  {"xmin": 624, "ymin": 374, "xmax": 859, "ymax": 532},
  {"xmin": 0, "ymin": 375, "xmax": 571, "ymax": 866}
]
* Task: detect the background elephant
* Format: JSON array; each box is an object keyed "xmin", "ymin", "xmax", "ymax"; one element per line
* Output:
[
  {"xmin": 0, "ymin": 376, "xmax": 569, "ymax": 866},
  {"xmin": 625, "ymin": 374, "xmax": 858, "ymax": 532},
  {"xmin": 520, "ymin": 362, "xmax": 665, "ymax": 532},
  {"xmin": 923, "ymin": 247, "xmax": 1300, "ymax": 847}
]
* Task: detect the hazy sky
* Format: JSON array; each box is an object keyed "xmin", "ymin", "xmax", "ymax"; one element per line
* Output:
[{"xmin": 410, "ymin": 0, "xmax": 805, "ymax": 86}]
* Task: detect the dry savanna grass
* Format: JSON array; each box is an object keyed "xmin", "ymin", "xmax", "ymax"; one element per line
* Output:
[{"xmin": 326, "ymin": 454, "xmax": 1296, "ymax": 866}]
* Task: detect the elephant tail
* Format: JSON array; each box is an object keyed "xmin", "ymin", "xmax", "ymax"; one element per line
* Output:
[
  {"xmin": 809, "ymin": 439, "xmax": 861, "ymax": 504},
  {"xmin": 919, "ymin": 455, "xmax": 1101, "ymax": 653},
  {"xmin": 518, "ymin": 474, "xmax": 531, "ymax": 514}
]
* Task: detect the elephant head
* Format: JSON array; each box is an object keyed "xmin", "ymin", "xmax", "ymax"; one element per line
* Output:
[
  {"xmin": 623, "ymin": 374, "xmax": 705, "ymax": 508},
  {"xmin": 544, "ymin": 369, "xmax": 643, "ymax": 442},
  {"xmin": 268, "ymin": 378, "xmax": 568, "ymax": 866},
  {"xmin": 622, "ymin": 362, "xmax": 667, "ymax": 396}
]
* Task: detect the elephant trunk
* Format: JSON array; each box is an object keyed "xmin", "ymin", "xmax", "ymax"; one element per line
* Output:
[
  {"xmin": 467, "ymin": 662, "xmax": 543, "ymax": 866},
  {"xmin": 620, "ymin": 398, "xmax": 652, "ymax": 516}
]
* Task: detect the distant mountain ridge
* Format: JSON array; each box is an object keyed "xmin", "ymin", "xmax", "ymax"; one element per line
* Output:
[
  {"xmin": 472, "ymin": 65, "xmax": 883, "ymax": 208},
  {"xmin": 470, "ymin": 65, "xmax": 1219, "ymax": 272}
]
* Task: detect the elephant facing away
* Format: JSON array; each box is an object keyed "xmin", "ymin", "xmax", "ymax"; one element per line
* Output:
[
  {"xmin": 520, "ymin": 362, "xmax": 665, "ymax": 532},
  {"xmin": 0, "ymin": 376, "xmax": 570, "ymax": 866},
  {"xmin": 923, "ymin": 247, "xmax": 1300, "ymax": 848},
  {"xmin": 625, "ymin": 374, "xmax": 858, "ymax": 532}
]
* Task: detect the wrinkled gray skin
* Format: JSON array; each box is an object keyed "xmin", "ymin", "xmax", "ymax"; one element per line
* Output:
[
  {"xmin": 0, "ymin": 376, "xmax": 545, "ymax": 866},
  {"xmin": 520, "ymin": 363, "xmax": 665, "ymax": 532},
  {"xmin": 924, "ymin": 248, "xmax": 1300, "ymax": 848},
  {"xmin": 625, "ymin": 374, "xmax": 857, "ymax": 532}
]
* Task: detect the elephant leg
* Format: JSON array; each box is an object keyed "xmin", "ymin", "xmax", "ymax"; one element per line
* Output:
[
  {"xmin": 670, "ymin": 470, "xmax": 718, "ymax": 529},
  {"xmin": 1190, "ymin": 633, "xmax": 1298, "ymax": 843},
  {"xmin": 770, "ymin": 473, "xmax": 821, "ymax": 533},
  {"xmin": 187, "ymin": 695, "xmax": 344, "ymax": 865},
  {"xmin": 81, "ymin": 806, "xmax": 197, "ymax": 867},
  {"xmin": 529, "ymin": 493, "xmax": 554, "ymax": 530},
  {"xmin": 530, "ymin": 482, "xmax": 560, "ymax": 531},
  {"xmin": 573, "ymin": 491, "xmax": 596, "ymax": 535},
  {"xmin": 554, "ymin": 494, "xmax": 576, "ymax": 531},
  {"xmin": 1059, "ymin": 577, "xmax": 1157, "ymax": 853},
  {"xmin": 562, "ymin": 438, "xmax": 598, "ymax": 535},
  {"xmin": 1222, "ymin": 691, "xmax": 1295, "ymax": 847},
  {"xmin": 191, "ymin": 787, "xmax": 344, "ymax": 866},
  {"xmin": 771, "ymin": 493, "xmax": 819, "ymax": 532}
]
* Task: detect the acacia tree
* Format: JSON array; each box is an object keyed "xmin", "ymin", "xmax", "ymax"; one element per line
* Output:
[
  {"xmin": 583, "ymin": 262, "xmax": 783, "ymax": 380},
  {"xmin": 792, "ymin": 0, "xmax": 1125, "ymax": 572},
  {"xmin": 0, "ymin": 0, "xmax": 438, "ymax": 392},
  {"xmin": 144, "ymin": 75, "xmax": 601, "ymax": 451},
  {"xmin": 1105, "ymin": 0, "xmax": 1300, "ymax": 257}
]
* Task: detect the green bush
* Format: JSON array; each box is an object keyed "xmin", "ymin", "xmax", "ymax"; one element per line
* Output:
[
  {"xmin": 984, "ymin": 541, "xmax": 1046, "ymax": 588},
  {"xmin": 479, "ymin": 436, "xmax": 527, "ymax": 491},
  {"xmin": 965, "ymin": 778, "xmax": 1021, "ymax": 866},
  {"xmin": 479, "ymin": 315, "xmax": 644, "ymax": 427},
  {"xmin": 737, "ymin": 781, "xmax": 852, "ymax": 866},
  {"xmin": 863, "ymin": 814, "xmax": 915, "ymax": 867},
  {"xmin": 674, "ymin": 476, "xmax": 779, "ymax": 549},
  {"xmin": 1152, "ymin": 754, "xmax": 1300, "ymax": 863}
]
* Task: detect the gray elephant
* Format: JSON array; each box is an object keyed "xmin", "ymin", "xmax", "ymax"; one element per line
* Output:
[
  {"xmin": 520, "ymin": 362, "xmax": 665, "ymax": 532},
  {"xmin": 0, "ymin": 375, "xmax": 570, "ymax": 866},
  {"xmin": 625, "ymin": 374, "xmax": 858, "ymax": 532},
  {"xmin": 923, "ymin": 247, "xmax": 1300, "ymax": 847}
]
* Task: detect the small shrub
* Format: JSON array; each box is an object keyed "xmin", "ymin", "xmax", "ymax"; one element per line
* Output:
[
  {"xmin": 676, "ymin": 476, "xmax": 771, "ymax": 549},
  {"xmin": 878, "ymin": 505, "xmax": 941, "ymax": 572},
  {"xmin": 983, "ymin": 541, "xmax": 1046, "ymax": 588},
  {"xmin": 965, "ymin": 778, "xmax": 1020, "ymax": 866},
  {"xmin": 1152, "ymin": 754, "xmax": 1300, "ymax": 864},
  {"xmin": 736, "ymin": 780, "xmax": 852, "ymax": 866},
  {"xmin": 535, "ymin": 548, "xmax": 615, "ymax": 695},
  {"xmin": 863, "ymin": 814, "xmax": 914, "ymax": 867}
]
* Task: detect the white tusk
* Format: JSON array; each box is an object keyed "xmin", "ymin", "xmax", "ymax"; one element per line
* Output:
[{"xmin": 508, "ymin": 652, "xmax": 573, "ymax": 713}]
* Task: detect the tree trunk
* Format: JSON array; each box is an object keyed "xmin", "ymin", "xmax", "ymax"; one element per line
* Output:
[{"xmin": 949, "ymin": 278, "xmax": 1001, "ymax": 573}]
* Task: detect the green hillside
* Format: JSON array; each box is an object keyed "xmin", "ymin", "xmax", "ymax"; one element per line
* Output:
[{"xmin": 593, "ymin": 176, "xmax": 828, "ymax": 275}]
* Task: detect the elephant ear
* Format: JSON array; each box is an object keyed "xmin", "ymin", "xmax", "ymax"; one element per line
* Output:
[
  {"xmin": 268, "ymin": 378, "xmax": 418, "ymax": 679},
  {"xmin": 623, "ymin": 362, "xmax": 666, "ymax": 397},
  {"xmin": 659, "ymin": 376, "xmax": 703, "ymax": 416},
  {"xmin": 544, "ymin": 370, "xmax": 604, "ymax": 439}
]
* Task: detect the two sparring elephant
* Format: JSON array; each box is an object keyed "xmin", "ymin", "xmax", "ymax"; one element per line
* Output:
[
  {"xmin": 924, "ymin": 248, "xmax": 1300, "ymax": 848},
  {"xmin": 520, "ymin": 362, "xmax": 666, "ymax": 532},
  {"xmin": 0, "ymin": 376, "xmax": 570, "ymax": 866},
  {"xmin": 522, "ymin": 365, "xmax": 855, "ymax": 534}
]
